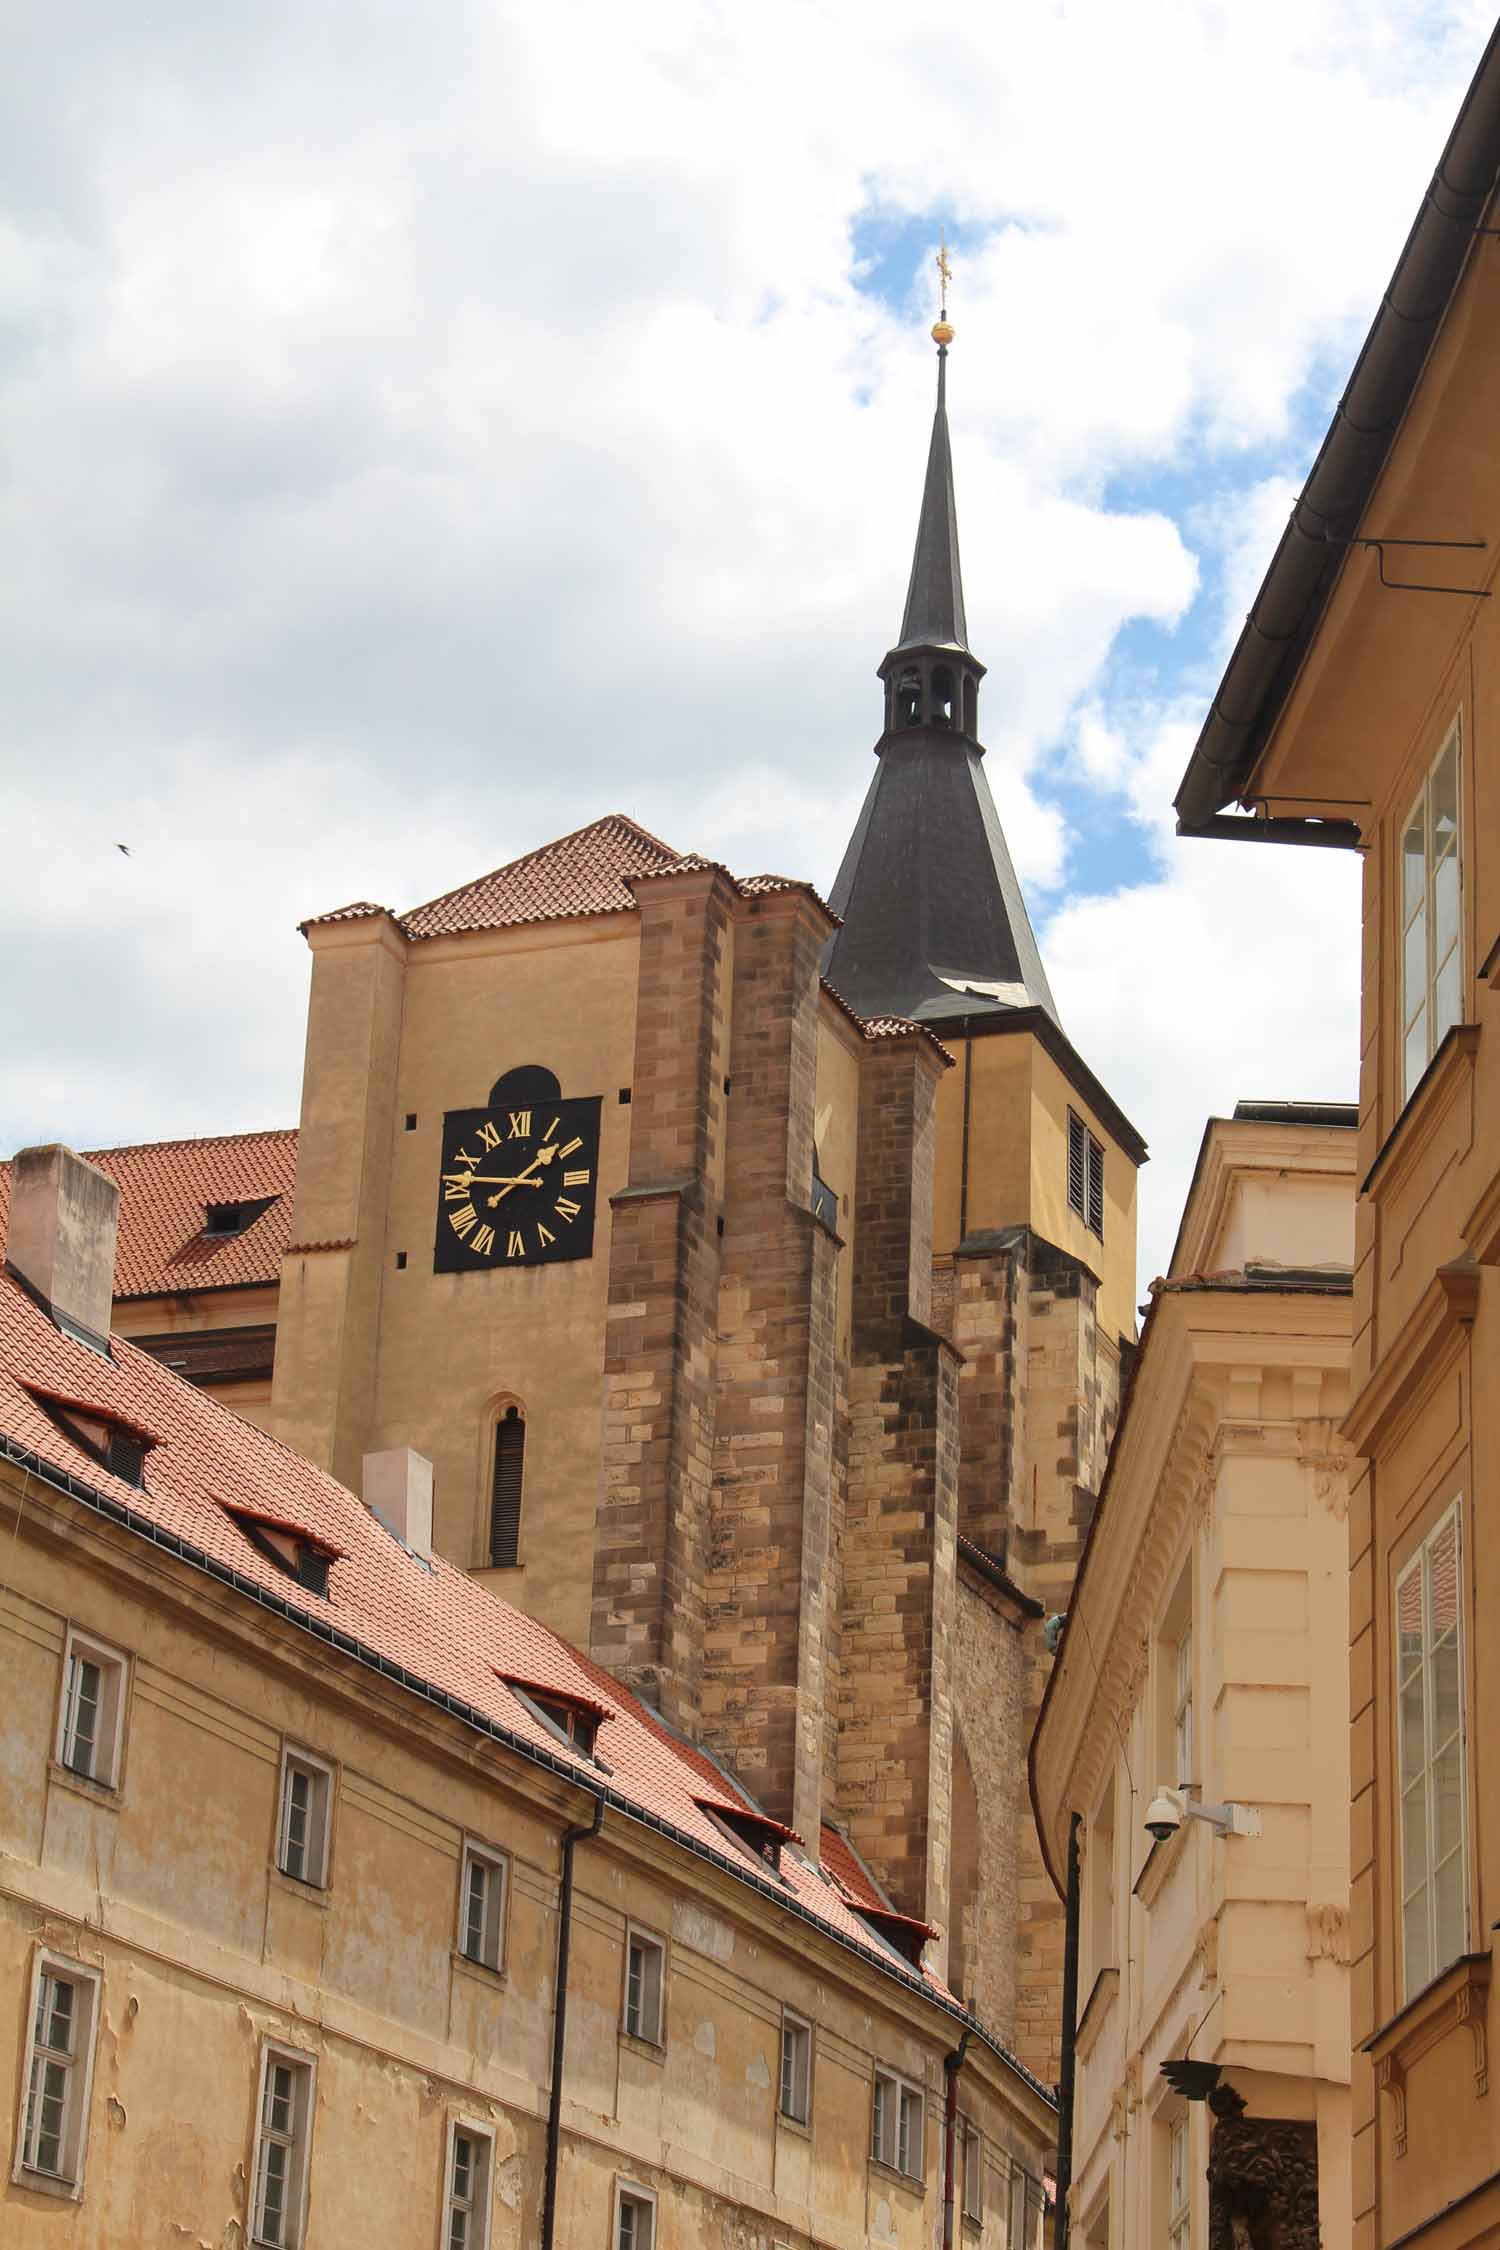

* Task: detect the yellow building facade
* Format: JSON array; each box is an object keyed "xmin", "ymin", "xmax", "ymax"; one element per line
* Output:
[
  {"xmin": 1033, "ymin": 1106, "xmax": 1356, "ymax": 2249},
  {"xmin": 1175, "ymin": 31, "xmax": 1500, "ymax": 2245},
  {"xmin": 0, "ymin": 1149, "xmax": 1057, "ymax": 2248}
]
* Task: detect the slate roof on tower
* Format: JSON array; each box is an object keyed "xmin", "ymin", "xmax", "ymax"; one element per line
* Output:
[{"xmin": 822, "ymin": 342, "xmax": 1061, "ymax": 1030}]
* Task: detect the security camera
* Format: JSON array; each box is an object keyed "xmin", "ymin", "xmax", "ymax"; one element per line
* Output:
[{"xmin": 1145, "ymin": 1788, "xmax": 1184, "ymax": 1843}]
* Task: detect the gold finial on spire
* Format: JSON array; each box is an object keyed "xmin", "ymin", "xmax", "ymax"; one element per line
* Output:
[{"xmin": 932, "ymin": 229, "xmax": 955, "ymax": 347}]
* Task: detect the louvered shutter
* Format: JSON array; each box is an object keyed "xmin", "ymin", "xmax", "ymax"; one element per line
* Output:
[
  {"xmin": 1086, "ymin": 1134, "xmax": 1104, "ymax": 1238},
  {"xmin": 1067, "ymin": 1113, "xmax": 1086, "ymax": 1220},
  {"xmin": 490, "ymin": 1411, "xmax": 525, "ymax": 1567}
]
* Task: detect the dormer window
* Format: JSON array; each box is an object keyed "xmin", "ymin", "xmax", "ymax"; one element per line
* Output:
[
  {"xmin": 224, "ymin": 1506, "xmax": 340, "ymax": 1600},
  {"xmin": 697, "ymin": 1798, "xmax": 791, "ymax": 1874},
  {"xmin": 203, "ymin": 1197, "xmax": 277, "ymax": 1239},
  {"xmin": 503, "ymin": 1676, "xmax": 607, "ymax": 1760},
  {"xmin": 27, "ymin": 1389, "xmax": 154, "ymax": 1491}
]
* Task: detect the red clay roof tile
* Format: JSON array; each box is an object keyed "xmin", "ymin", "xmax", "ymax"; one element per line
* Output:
[
  {"xmin": 399, "ymin": 815, "xmax": 684, "ymax": 940},
  {"xmin": 0, "ymin": 1131, "xmax": 296, "ymax": 1302}
]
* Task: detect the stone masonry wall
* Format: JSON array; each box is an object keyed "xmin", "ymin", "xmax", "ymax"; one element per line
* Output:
[
  {"xmin": 951, "ymin": 1571, "xmax": 1028, "ymax": 2042},
  {"xmin": 705, "ymin": 890, "xmax": 842, "ymax": 1844},
  {"xmin": 592, "ymin": 869, "xmax": 736, "ymax": 1733}
]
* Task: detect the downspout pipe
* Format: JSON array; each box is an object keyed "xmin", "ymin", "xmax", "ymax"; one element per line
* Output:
[
  {"xmin": 540, "ymin": 1793, "xmax": 605, "ymax": 2250},
  {"xmin": 943, "ymin": 2026, "xmax": 975, "ymax": 2250},
  {"xmin": 1052, "ymin": 1812, "xmax": 1083, "ymax": 2250}
]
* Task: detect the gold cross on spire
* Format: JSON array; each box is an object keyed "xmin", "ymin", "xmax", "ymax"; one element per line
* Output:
[{"xmin": 932, "ymin": 230, "xmax": 955, "ymax": 347}]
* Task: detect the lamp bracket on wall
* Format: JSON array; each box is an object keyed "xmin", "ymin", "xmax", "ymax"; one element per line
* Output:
[{"xmin": 1317, "ymin": 531, "xmax": 1490, "ymax": 598}]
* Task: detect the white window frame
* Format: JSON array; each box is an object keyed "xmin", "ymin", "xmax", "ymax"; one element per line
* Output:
[
  {"xmin": 55, "ymin": 1628, "xmax": 130, "ymax": 1791},
  {"xmin": 442, "ymin": 2115, "xmax": 494, "ymax": 2250},
  {"xmin": 275, "ymin": 1745, "xmax": 333, "ymax": 1888},
  {"xmin": 622, "ymin": 1924, "xmax": 665, "ymax": 2045},
  {"xmin": 248, "ymin": 2041, "xmax": 315, "ymax": 2250},
  {"xmin": 457, "ymin": 1840, "xmax": 508, "ymax": 1973},
  {"xmin": 613, "ymin": 2177, "xmax": 656, "ymax": 2250},
  {"xmin": 12, "ymin": 1950, "xmax": 102, "ymax": 2199},
  {"xmin": 779, "ymin": 2008, "xmax": 812, "ymax": 2125},
  {"xmin": 1167, "ymin": 2110, "xmax": 1191, "ymax": 2250},
  {"xmin": 1173, "ymin": 1624, "xmax": 1193, "ymax": 1788},
  {"xmin": 1399, "ymin": 715, "xmax": 1463, "ymax": 1104},
  {"xmin": 1008, "ymin": 2162, "xmax": 1043, "ymax": 2249},
  {"xmin": 1395, "ymin": 1498, "xmax": 1468, "ymax": 2001},
  {"xmin": 960, "ymin": 2111, "xmax": 983, "ymax": 2223},
  {"xmin": 870, "ymin": 2065, "xmax": 924, "ymax": 2180}
]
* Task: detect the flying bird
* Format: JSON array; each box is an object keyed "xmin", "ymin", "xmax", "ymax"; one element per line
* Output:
[{"xmin": 115, "ymin": 844, "xmax": 131, "ymax": 856}]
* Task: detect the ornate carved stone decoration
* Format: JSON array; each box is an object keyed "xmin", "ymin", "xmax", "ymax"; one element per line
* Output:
[
  {"xmin": 1195, "ymin": 1913, "xmax": 1220, "ymax": 1984},
  {"xmin": 1304, "ymin": 1902, "xmax": 1349, "ymax": 1963},
  {"xmin": 1207, "ymin": 2100, "xmax": 1319, "ymax": 2250}
]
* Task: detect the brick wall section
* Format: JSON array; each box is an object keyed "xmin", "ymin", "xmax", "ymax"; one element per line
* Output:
[
  {"xmin": 951, "ymin": 1570, "xmax": 1028, "ymax": 2041},
  {"xmin": 706, "ymin": 890, "xmax": 842, "ymax": 1843},
  {"xmin": 1008, "ymin": 1237, "xmax": 1118, "ymax": 2085},
  {"xmin": 591, "ymin": 868, "xmax": 735, "ymax": 1733},
  {"xmin": 838, "ymin": 1333, "xmax": 960, "ymax": 1957},
  {"xmin": 851, "ymin": 1036, "xmax": 943, "ymax": 1348},
  {"xmin": 951, "ymin": 1230, "xmax": 1028, "ymax": 1561}
]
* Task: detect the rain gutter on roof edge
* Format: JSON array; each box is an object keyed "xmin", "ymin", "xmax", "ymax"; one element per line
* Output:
[
  {"xmin": 1173, "ymin": 24, "xmax": 1500, "ymax": 839},
  {"xmin": 3, "ymin": 1434, "xmax": 1055, "ymax": 2114}
]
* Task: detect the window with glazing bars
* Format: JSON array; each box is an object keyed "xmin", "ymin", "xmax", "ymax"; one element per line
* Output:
[
  {"xmin": 779, "ymin": 2011, "xmax": 811, "ymax": 2123},
  {"xmin": 615, "ymin": 2185, "xmax": 655, "ymax": 2250},
  {"xmin": 56, "ymin": 1632, "xmax": 127, "ymax": 1789},
  {"xmin": 1173, "ymin": 1625, "xmax": 1193, "ymax": 1786},
  {"xmin": 623, "ymin": 1929, "xmax": 664, "ymax": 2043},
  {"xmin": 871, "ymin": 2067, "xmax": 923, "ymax": 2178},
  {"xmin": 251, "ymin": 2052, "xmax": 312, "ymax": 2248},
  {"xmin": 961, "ymin": 2115, "xmax": 983, "ymax": 2222},
  {"xmin": 444, "ymin": 2124, "xmax": 491, "ymax": 2250},
  {"xmin": 20, "ymin": 1962, "xmax": 97, "ymax": 2188},
  {"xmin": 1396, "ymin": 1502, "xmax": 1467, "ymax": 2000},
  {"xmin": 1400, "ymin": 719, "xmax": 1462, "ymax": 1102},
  {"xmin": 277, "ymin": 1750, "xmax": 331, "ymax": 1886},
  {"xmin": 1007, "ymin": 2164, "xmax": 1043, "ymax": 2249},
  {"xmin": 459, "ymin": 1844, "xmax": 506, "ymax": 1971},
  {"xmin": 1067, "ymin": 1112, "xmax": 1105, "ymax": 1238},
  {"xmin": 489, "ymin": 1408, "xmax": 525, "ymax": 1567}
]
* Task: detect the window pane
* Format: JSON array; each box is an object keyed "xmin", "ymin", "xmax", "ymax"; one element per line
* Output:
[
  {"xmin": 1431, "ymin": 742, "xmax": 1459, "ymax": 857},
  {"xmin": 1402, "ymin": 809, "xmax": 1425, "ymax": 922},
  {"xmin": 1401, "ymin": 1776, "xmax": 1429, "ymax": 1900},
  {"xmin": 1434, "ymin": 1849, "xmax": 1465, "ymax": 1972},
  {"xmin": 1398, "ymin": 1670, "xmax": 1426, "ymax": 1794},
  {"xmin": 1404, "ymin": 1009, "xmax": 1428, "ymax": 1099},
  {"xmin": 1433, "ymin": 1733, "xmax": 1464, "ymax": 1864},
  {"xmin": 1403, "ymin": 908, "xmax": 1427, "ymax": 1032},
  {"xmin": 1433, "ymin": 945, "xmax": 1461, "ymax": 1048},
  {"xmin": 1433, "ymin": 846, "xmax": 1459, "ymax": 964},
  {"xmin": 1404, "ymin": 1887, "xmax": 1431, "ymax": 1996}
]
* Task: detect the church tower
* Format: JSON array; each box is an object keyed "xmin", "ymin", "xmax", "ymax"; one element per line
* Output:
[{"xmin": 825, "ymin": 297, "xmax": 1148, "ymax": 2071}]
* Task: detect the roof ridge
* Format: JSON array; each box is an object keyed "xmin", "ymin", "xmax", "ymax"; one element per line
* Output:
[
  {"xmin": 398, "ymin": 813, "xmax": 682, "ymax": 927},
  {"xmin": 5, "ymin": 1126, "xmax": 300, "ymax": 1164}
]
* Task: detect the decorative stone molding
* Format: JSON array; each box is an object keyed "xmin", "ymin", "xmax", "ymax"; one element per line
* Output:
[
  {"xmin": 1304, "ymin": 1903, "xmax": 1349, "ymax": 1963},
  {"xmin": 1370, "ymin": 1951, "xmax": 1491, "ymax": 2159},
  {"xmin": 1342, "ymin": 1256, "xmax": 1479, "ymax": 1457},
  {"xmin": 1361, "ymin": 1023, "xmax": 1478, "ymax": 1209},
  {"xmin": 1207, "ymin": 2099, "xmax": 1319, "ymax": 2250},
  {"xmin": 1195, "ymin": 1914, "xmax": 1221, "ymax": 1984},
  {"xmin": 1075, "ymin": 1966, "xmax": 1119, "ymax": 2062},
  {"xmin": 1461, "ymin": 1160, "xmax": 1500, "ymax": 1267}
]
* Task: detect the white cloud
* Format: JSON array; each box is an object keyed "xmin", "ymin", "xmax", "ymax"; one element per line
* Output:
[{"xmin": 1, "ymin": 0, "xmax": 1483, "ymax": 1287}]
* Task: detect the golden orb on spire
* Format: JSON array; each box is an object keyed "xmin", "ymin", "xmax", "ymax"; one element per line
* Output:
[{"xmin": 931, "ymin": 317, "xmax": 955, "ymax": 345}]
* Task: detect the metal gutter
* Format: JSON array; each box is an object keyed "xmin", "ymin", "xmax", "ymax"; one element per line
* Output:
[
  {"xmin": 1174, "ymin": 23, "xmax": 1500, "ymax": 836},
  {"xmin": 2, "ymin": 1432, "xmax": 1056, "ymax": 2113}
]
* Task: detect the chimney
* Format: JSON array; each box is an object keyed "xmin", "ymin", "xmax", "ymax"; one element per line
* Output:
[
  {"xmin": 6, "ymin": 1144, "xmax": 119, "ymax": 1352},
  {"xmin": 362, "ymin": 1447, "xmax": 433, "ymax": 1559}
]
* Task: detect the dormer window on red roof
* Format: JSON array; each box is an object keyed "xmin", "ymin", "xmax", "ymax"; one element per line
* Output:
[
  {"xmin": 223, "ymin": 1505, "xmax": 342, "ymax": 1600},
  {"xmin": 502, "ymin": 1676, "xmax": 608, "ymax": 1760},
  {"xmin": 695, "ymin": 1798, "xmax": 795, "ymax": 1875},
  {"xmin": 203, "ymin": 1196, "xmax": 278, "ymax": 1240},
  {"xmin": 26, "ymin": 1387, "xmax": 155, "ymax": 1491}
]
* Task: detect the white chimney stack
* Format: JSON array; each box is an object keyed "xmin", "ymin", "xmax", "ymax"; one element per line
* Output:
[
  {"xmin": 7, "ymin": 1144, "xmax": 119, "ymax": 1351},
  {"xmin": 362, "ymin": 1447, "xmax": 434, "ymax": 1559}
]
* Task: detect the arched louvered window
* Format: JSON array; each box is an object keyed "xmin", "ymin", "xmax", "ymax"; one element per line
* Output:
[{"xmin": 489, "ymin": 1407, "xmax": 525, "ymax": 1568}]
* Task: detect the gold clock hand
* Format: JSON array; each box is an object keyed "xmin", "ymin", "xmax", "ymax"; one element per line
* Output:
[
  {"xmin": 444, "ymin": 1170, "xmax": 544, "ymax": 1188},
  {"xmin": 486, "ymin": 1144, "xmax": 558, "ymax": 1205}
]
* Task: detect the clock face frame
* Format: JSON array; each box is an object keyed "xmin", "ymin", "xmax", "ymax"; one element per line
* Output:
[{"xmin": 434, "ymin": 1092, "xmax": 603, "ymax": 1273}]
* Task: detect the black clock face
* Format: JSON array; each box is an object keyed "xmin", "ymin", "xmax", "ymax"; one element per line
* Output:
[{"xmin": 434, "ymin": 1089, "xmax": 602, "ymax": 1273}]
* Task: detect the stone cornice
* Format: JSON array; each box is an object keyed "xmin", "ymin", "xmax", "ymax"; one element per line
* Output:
[
  {"xmin": 1461, "ymin": 1159, "xmax": 1500, "ymax": 1266},
  {"xmin": 1342, "ymin": 1256, "xmax": 1479, "ymax": 1456},
  {"xmin": 1171, "ymin": 1117, "xmax": 1358, "ymax": 1281},
  {"xmin": 1361, "ymin": 1023, "xmax": 1479, "ymax": 1204}
]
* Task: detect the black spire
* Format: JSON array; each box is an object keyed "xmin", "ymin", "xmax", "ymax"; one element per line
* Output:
[
  {"xmin": 822, "ymin": 329, "xmax": 1061, "ymax": 1030},
  {"xmin": 893, "ymin": 348, "xmax": 970, "ymax": 656}
]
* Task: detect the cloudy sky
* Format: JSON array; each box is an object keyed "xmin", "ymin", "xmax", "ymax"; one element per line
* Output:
[{"xmin": 4, "ymin": 1, "xmax": 1491, "ymax": 1289}]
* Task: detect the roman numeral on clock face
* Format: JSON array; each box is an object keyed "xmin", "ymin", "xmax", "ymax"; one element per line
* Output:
[
  {"xmin": 507, "ymin": 1230, "xmax": 525, "ymax": 1258},
  {"xmin": 563, "ymin": 1169, "xmax": 590, "ymax": 1186},
  {"xmin": 477, "ymin": 1120, "xmax": 501, "ymax": 1151},
  {"xmin": 450, "ymin": 1204, "xmax": 477, "ymax": 1237},
  {"xmin": 556, "ymin": 1197, "xmax": 581, "ymax": 1221},
  {"xmin": 472, "ymin": 1223, "xmax": 496, "ymax": 1254},
  {"xmin": 508, "ymin": 1110, "xmax": 532, "ymax": 1139}
]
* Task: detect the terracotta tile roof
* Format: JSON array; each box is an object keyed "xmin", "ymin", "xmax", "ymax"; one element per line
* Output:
[
  {"xmin": 0, "ymin": 1270, "xmax": 984, "ymax": 2030},
  {"xmin": 819, "ymin": 978, "xmax": 955, "ymax": 1067},
  {"xmin": 299, "ymin": 901, "xmax": 388, "ymax": 932},
  {"xmin": 0, "ymin": 1131, "xmax": 296, "ymax": 1301},
  {"xmin": 398, "ymin": 816, "xmax": 685, "ymax": 940}
]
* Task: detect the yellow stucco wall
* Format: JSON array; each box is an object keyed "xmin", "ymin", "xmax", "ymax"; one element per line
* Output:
[
  {"xmin": 1, "ymin": 1463, "xmax": 1054, "ymax": 2247},
  {"xmin": 932, "ymin": 1029, "xmax": 1139, "ymax": 1343}
]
